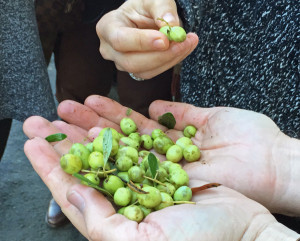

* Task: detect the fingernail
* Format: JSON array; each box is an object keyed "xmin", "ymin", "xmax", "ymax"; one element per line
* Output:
[
  {"xmin": 67, "ymin": 190, "xmax": 85, "ymax": 213},
  {"xmin": 162, "ymin": 13, "xmax": 176, "ymax": 24},
  {"xmin": 153, "ymin": 39, "xmax": 166, "ymax": 49}
]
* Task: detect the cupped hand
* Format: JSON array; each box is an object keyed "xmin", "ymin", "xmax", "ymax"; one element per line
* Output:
[
  {"xmin": 96, "ymin": 0, "xmax": 199, "ymax": 79},
  {"xmin": 56, "ymin": 95, "xmax": 297, "ymax": 216},
  {"xmin": 23, "ymin": 104, "xmax": 279, "ymax": 240},
  {"xmin": 148, "ymin": 100, "xmax": 296, "ymax": 216}
]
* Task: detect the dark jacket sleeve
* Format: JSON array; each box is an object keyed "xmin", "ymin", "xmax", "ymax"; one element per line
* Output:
[{"xmin": 0, "ymin": 0, "xmax": 58, "ymax": 122}]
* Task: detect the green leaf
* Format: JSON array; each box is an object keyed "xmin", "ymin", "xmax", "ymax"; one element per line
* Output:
[
  {"xmin": 126, "ymin": 108, "xmax": 132, "ymax": 116},
  {"xmin": 73, "ymin": 173, "xmax": 113, "ymax": 198},
  {"xmin": 148, "ymin": 153, "xmax": 159, "ymax": 179},
  {"xmin": 103, "ymin": 128, "xmax": 113, "ymax": 169},
  {"xmin": 45, "ymin": 133, "xmax": 67, "ymax": 142},
  {"xmin": 158, "ymin": 112, "xmax": 176, "ymax": 129}
]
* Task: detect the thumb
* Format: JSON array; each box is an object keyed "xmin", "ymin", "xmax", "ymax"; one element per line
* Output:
[{"xmin": 146, "ymin": 0, "xmax": 180, "ymax": 27}]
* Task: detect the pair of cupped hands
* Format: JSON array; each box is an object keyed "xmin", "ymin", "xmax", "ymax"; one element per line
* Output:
[{"xmin": 23, "ymin": 95, "xmax": 299, "ymax": 241}]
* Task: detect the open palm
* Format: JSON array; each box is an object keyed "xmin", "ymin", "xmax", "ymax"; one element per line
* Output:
[
  {"xmin": 24, "ymin": 98, "xmax": 277, "ymax": 241},
  {"xmin": 149, "ymin": 100, "xmax": 288, "ymax": 214}
]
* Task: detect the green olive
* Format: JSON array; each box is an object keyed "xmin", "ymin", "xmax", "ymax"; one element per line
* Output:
[
  {"xmin": 138, "ymin": 205, "xmax": 152, "ymax": 217},
  {"xmin": 117, "ymin": 206, "xmax": 126, "ymax": 215},
  {"xmin": 183, "ymin": 125, "xmax": 197, "ymax": 138},
  {"xmin": 160, "ymin": 160, "xmax": 174, "ymax": 173},
  {"xmin": 175, "ymin": 136, "xmax": 193, "ymax": 150},
  {"xmin": 169, "ymin": 168, "xmax": 189, "ymax": 189},
  {"xmin": 116, "ymin": 146, "xmax": 139, "ymax": 164},
  {"xmin": 127, "ymin": 187, "xmax": 138, "ymax": 204},
  {"xmin": 169, "ymin": 26, "xmax": 186, "ymax": 42},
  {"xmin": 115, "ymin": 155, "xmax": 133, "ymax": 172},
  {"xmin": 93, "ymin": 135, "xmax": 119, "ymax": 156},
  {"xmin": 183, "ymin": 144, "xmax": 201, "ymax": 162},
  {"xmin": 99, "ymin": 127, "xmax": 121, "ymax": 142},
  {"xmin": 159, "ymin": 25, "xmax": 171, "ymax": 40},
  {"xmin": 168, "ymin": 163, "xmax": 182, "ymax": 174},
  {"xmin": 81, "ymin": 173, "xmax": 100, "ymax": 186},
  {"xmin": 140, "ymin": 134, "xmax": 153, "ymax": 150},
  {"xmin": 120, "ymin": 117, "xmax": 137, "ymax": 135},
  {"xmin": 69, "ymin": 143, "xmax": 91, "ymax": 170},
  {"xmin": 123, "ymin": 205, "xmax": 144, "ymax": 223},
  {"xmin": 85, "ymin": 142, "xmax": 94, "ymax": 153},
  {"xmin": 137, "ymin": 186, "xmax": 162, "ymax": 208},
  {"xmin": 88, "ymin": 151, "xmax": 105, "ymax": 169},
  {"xmin": 153, "ymin": 136, "xmax": 174, "ymax": 154},
  {"xmin": 166, "ymin": 144, "xmax": 183, "ymax": 163},
  {"xmin": 114, "ymin": 187, "xmax": 132, "ymax": 206},
  {"xmin": 154, "ymin": 192, "xmax": 174, "ymax": 210},
  {"xmin": 128, "ymin": 166, "xmax": 145, "ymax": 183},
  {"xmin": 156, "ymin": 182, "xmax": 176, "ymax": 196},
  {"xmin": 119, "ymin": 136, "xmax": 140, "ymax": 150},
  {"xmin": 146, "ymin": 166, "xmax": 167, "ymax": 182},
  {"xmin": 173, "ymin": 186, "xmax": 192, "ymax": 201},
  {"xmin": 151, "ymin": 129, "xmax": 166, "ymax": 140},
  {"xmin": 128, "ymin": 132, "xmax": 141, "ymax": 144},
  {"xmin": 138, "ymin": 150, "xmax": 150, "ymax": 158},
  {"xmin": 103, "ymin": 175, "xmax": 124, "ymax": 195},
  {"xmin": 60, "ymin": 153, "xmax": 82, "ymax": 174}
]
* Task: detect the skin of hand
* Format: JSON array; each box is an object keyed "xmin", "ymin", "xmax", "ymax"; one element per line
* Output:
[
  {"xmin": 22, "ymin": 109, "xmax": 295, "ymax": 241},
  {"xmin": 56, "ymin": 95, "xmax": 300, "ymax": 217},
  {"xmin": 148, "ymin": 100, "xmax": 300, "ymax": 217},
  {"xmin": 96, "ymin": 0, "xmax": 199, "ymax": 79}
]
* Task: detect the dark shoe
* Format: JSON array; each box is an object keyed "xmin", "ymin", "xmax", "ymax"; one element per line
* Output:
[{"xmin": 46, "ymin": 198, "xmax": 69, "ymax": 228}]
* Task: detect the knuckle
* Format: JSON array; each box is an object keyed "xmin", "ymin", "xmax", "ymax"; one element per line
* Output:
[{"xmin": 109, "ymin": 30, "xmax": 123, "ymax": 52}]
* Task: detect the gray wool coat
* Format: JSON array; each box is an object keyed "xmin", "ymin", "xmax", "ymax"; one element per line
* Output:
[
  {"xmin": 176, "ymin": 0, "xmax": 299, "ymax": 139},
  {"xmin": 0, "ymin": 0, "xmax": 57, "ymax": 122}
]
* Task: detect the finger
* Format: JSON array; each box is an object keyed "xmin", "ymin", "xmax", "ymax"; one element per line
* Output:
[
  {"xmin": 99, "ymin": 26, "xmax": 170, "ymax": 53},
  {"xmin": 84, "ymin": 95, "xmax": 166, "ymax": 135},
  {"xmin": 149, "ymin": 100, "xmax": 211, "ymax": 130},
  {"xmin": 52, "ymin": 120, "xmax": 90, "ymax": 144},
  {"xmin": 57, "ymin": 100, "xmax": 121, "ymax": 131},
  {"xmin": 23, "ymin": 116, "xmax": 61, "ymax": 139},
  {"xmin": 134, "ymin": 33, "xmax": 199, "ymax": 79},
  {"xmin": 146, "ymin": 0, "xmax": 180, "ymax": 27},
  {"xmin": 102, "ymin": 33, "xmax": 198, "ymax": 75},
  {"xmin": 23, "ymin": 138, "xmax": 89, "ymax": 238},
  {"xmin": 67, "ymin": 184, "xmax": 141, "ymax": 241},
  {"xmin": 23, "ymin": 116, "xmax": 89, "ymax": 153}
]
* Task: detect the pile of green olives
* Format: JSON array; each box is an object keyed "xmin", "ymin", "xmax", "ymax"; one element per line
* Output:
[{"xmin": 60, "ymin": 117, "xmax": 200, "ymax": 222}]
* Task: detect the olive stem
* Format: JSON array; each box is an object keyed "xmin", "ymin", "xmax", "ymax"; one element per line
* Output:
[
  {"xmin": 143, "ymin": 175, "xmax": 166, "ymax": 186},
  {"xmin": 157, "ymin": 17, "xmax": 170, "ymax": 26},
  {"xmin": 157, "ymin": 17, "xmax": 171, "ymax": 31},
  {"xmin": 81, "ymin": 168, "xmax": 117, "ymax": 175},
  {"xmin": 172, "ymin": 201, "xmax": 196, "ymax": 204}
]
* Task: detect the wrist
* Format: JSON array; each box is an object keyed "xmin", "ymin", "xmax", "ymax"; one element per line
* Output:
[
  {"xmin": 272, "ymin": 133, "xmax": 300, "ymax": 216},
  {"xmin": 242, "ymin": 214, "xmax": 299, "ymax": 241},
  {"xmin": 255, "ymin": 222, "xmax": 300, "ymax": 241}
]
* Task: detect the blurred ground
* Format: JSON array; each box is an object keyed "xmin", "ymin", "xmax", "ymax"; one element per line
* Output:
[{"xmin": 0, "ymin": 56, "xmax": 118, "ymax": 241}]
